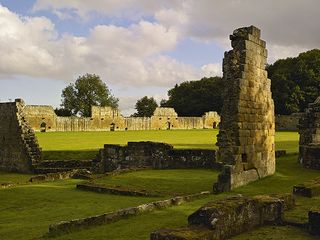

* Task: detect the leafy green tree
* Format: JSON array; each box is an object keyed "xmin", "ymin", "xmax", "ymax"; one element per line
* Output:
[
  {"xmin": 133, "ymin": 96, "xmax": 158, "ymax": 117},
  {"xmin": 54, "ymin": 108, "xmax": 72, "ymax": 116},
  {"xmin": 60, "ymin": 73, "xmax": 118, "ymax": 117},
  {"xmin": 267, "ymin": 49, "xmax": 320, "ymax": 114},
  {"xmin": 162, "ymin": 77, "xmax": 224, "ymax": 116}
]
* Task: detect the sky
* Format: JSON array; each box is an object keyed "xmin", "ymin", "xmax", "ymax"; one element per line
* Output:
[{"xmin": 0, "ymin": 0, "xmax": 319, "ymax": 116}]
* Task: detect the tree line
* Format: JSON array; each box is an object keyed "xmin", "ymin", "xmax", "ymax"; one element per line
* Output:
[{"xmin": 56, "ymin": 49, "xmax": 320, "ymax": 117}]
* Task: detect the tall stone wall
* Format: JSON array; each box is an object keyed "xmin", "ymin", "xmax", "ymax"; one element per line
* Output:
[
  {"xmin": 0, "ymin": 99, "xmax": 41, "ymax": 173},
  {"xmin": 298, "ymin": 97, "xmax": 320, "ymax": 169},
  {"xmin": 214, "ymin": 26, "xmax": 275, "ymax": 192},
  {"xmin": 24, "ymin": 104, "xmax": 221, "ymax": 132},
  {"xmin": 203, "ymin": 111, "xmax": 220, "ymax": 128},
  {"xmin": 24, "ymin": 105, "xmax": 57, "ymax": 131},
  {"xmin": 124, "ymin": 117, "xmax": 151, "ymax": 130}
]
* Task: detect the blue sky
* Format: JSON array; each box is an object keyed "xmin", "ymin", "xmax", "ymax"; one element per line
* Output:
[{"xmin": 0, "ymin": 0, "xmax": 319, "ymax": 115}]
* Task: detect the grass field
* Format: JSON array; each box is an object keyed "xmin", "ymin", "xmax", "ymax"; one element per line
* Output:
[
  {"xmin": 1, "ymin": 129, "xmax": 318, "ymax": 240},
  {"xmin": 36, "ymin": 129, "xmax": 299, "ymax": 160}
]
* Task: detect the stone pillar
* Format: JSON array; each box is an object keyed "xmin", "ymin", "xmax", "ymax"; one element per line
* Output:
[
  {"xmin": 214, "ymin": 26, "xmax": 275, "ymax": 192},
  {"xmin": 298, "ymin": 96, "xmax": 320, "ymax": 169}
]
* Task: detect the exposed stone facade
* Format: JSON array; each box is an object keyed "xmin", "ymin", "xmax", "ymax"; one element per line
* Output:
[
  {"xmin": 298, "ymin": 96, "xmax": 320, "ymax": 169},
  {"xmin": 92, "ymin": 141, "xmax": 216, "ymax": 173},
  {"xmin": 214, "ymin": 26, "xmax": 275, "ymax": 192},
  {"xmin": 0, "ymin": 99, "xmax": 41, "ymax": 173},
  {"xmin": 24, "ymin": 105, "xmax": 220, "ymax": 132}
]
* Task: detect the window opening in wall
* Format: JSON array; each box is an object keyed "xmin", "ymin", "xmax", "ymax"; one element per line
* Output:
[
  {"xmin": 241, "ymin": 153, "xmax": 248, "ymax": 163},
  {"xmin": 40, "ymin": 122, "xmax": 47, "ymax": 132}
]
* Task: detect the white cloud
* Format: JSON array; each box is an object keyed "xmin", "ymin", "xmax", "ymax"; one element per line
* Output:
[
  {"xmin": 201, "ymin": 63, "xmax": 222, "ymax": 77},
  {"xmin": 32, "ymin": 0, "xmax": 320, "ymax": 62},
  {"xmin": 0, "ymin": 5, "xmax": 198, "ymax": 87}
]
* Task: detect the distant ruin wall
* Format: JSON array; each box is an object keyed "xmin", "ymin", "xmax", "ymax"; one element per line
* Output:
[
  {"xmin": 298, "ymin": 97, "xmax": 320, "ymax": 170},
  {"xmin": 275, "ymin": 113, "xmax": 302, "ymax": 131},
  {"xmin": 24, "ymin": 105, "xmax": 220, "ymax": 132},
  {"xmin": 124, "ymin": 117, "xmax": 151, "ymax": 130},
  {"xmin": 214, "ymin": 26, "xmax": 275, "ymax": 192},
  {"xmin": 92, "ymin": 142, "xmax": 216, "ymax": 173},
  {"xmin": 0, "ymin": 99, "xmax": 41, "ymax": 173}
]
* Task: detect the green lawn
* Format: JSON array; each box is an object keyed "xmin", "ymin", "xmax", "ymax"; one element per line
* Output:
[
  {"xmin": 36, "ymin": 129, "xmax": 299, "ymax": 159},
  {"xmin": 93, "ymin": 169, "xmax": 219, "ymax": 197},
  {"xmin": 0, "ymin": 172, "xmax": 33, "ymax": 184},
  {"xmin": 1, "ymin": 129, "xmax": 318, "ymax": 240}
]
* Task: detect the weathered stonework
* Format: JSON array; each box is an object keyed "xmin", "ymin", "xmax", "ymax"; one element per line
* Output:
[
  {"xmin": 24, "ymin": 105, "xmax": 220, "ymax": 132},
  {"xmin": 0, "ymin": 99, "xmax": 41, "ymax": 173},
  {"xmin": 92, "ymin": 141, "xmax": 216, "ymax": 173},
  {"xmin": 150, "ymin": 194, "xmax": 294, "ymax": 240},
  {"xmin": 298, "ymin": 96, "xmax": 320, "ymax": 169},
  {"xmin": 214, "ymin": 26, "xmax": 275, "ymax": 192},
  {"xmin": 293, "ymin": 177, "xmax": 320, "ymax": 198}
]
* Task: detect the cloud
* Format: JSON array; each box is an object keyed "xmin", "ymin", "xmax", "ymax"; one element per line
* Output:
[
  {"xmin": 0, "ymin": 5, "xmax": 199, "ymax": 88},
  {"xmin": 201, "ymin": 63, "xmax": 222, "ymax": 78},
  {"xmin": 33, "ymin": 0, "xmax": 320, "ymax": 62},
  {"xmin": 33, "ymin": 0, "xmax": 180, "ymax": 20}
]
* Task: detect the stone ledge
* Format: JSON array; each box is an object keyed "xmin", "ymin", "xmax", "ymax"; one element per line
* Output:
[
  {"xmin": 47, "ymin": 191, "xmax": 210, "ymax": 236},
  {"xmin": 151, "ymin": 193, "xmax": 294, "ymax": 240},
  {"xmin": 76, "ymin": 182, "xmax": 155, "ymax": 197},
  {"xmin": 293, "ymin": 178, "xmax": 320, "ymax": 198},
  {"xmin": 29, "ymin": 169, "xmax": 92, "ymax": 183}
]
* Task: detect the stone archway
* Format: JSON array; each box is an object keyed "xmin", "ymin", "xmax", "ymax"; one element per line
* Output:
[{"xmin": 40, "ymin": 122, "xmax": 47, "ymax": 132}]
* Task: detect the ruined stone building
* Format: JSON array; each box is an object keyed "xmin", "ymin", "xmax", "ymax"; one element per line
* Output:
[
  {"xmin": 214, "ymin": 26, "xmax": 275, "ymax": 192},
  {"xmin": 298, "ymin": 96, "xmax": 320, "ymax": 169},
  {"xmin": 23, "ymin": 105, "xmax": 220, "ymax": 132},
  {"xmin": 0, "ymin": 99, "xmax": 41, "ymax": 173}
]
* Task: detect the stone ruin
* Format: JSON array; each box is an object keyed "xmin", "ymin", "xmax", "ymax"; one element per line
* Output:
[
  {"xmin": 92, "ymin": 141, "xmax": 216, "ymax": 173},
  {"xmin": 213, "ymin": 26, "xmax": 275, "ymax": 192},
  {"xmin": 298, "ymin": 96, "xmax": 320, "ymax": 169},
  {"xmin": 0, "ymin": 99, "xmax": 41, "ymax": 173},
  {"xmin": 24, "ymin": 105, "xmax": 220, "ymax": 132}
]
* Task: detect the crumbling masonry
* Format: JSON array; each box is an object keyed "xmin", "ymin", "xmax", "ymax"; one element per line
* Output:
[
  {"xmin": 298, "ymin": 96, "xmax": 320, "ymax": 169},
  {"xmin": 0, "ymin": 99, "xmax": 41, "ymax": 173},
  {"xmin": 214, "ymin": 26, "xmax": 275, "ymax": 192}
]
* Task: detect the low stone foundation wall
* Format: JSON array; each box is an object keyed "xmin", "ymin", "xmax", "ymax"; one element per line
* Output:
[
  {"xmin": 92, "ymin": 141, "xmax": 216, "ymax": 173},
  {"xmin": 29, "ymin": 170, "xmax": 92, "ymax": 182},
  {"xmin": 293, "ymin": 177, "xmax": 320, "ymax": 198},
  {"xmin": 48, "ymin": 191, "xmax": 210, "ymax": 236},
  {"xmin": 77, "ymin": 182, "xmax": 154, "ymax": 197},
  {"xmin": 150, "ymin": 194, "xmax": 294, "ymax": 240}
]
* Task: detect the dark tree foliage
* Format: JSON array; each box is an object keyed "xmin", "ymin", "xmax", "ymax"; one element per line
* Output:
[
  {"xmin": 162, "ymin": 77, "xmax": 224, "ymax": 116},
  {"xmin": 133, "ymin": 96, "xmax": 158, "ymax": 117},
  {"xmin": 54, "ymin": 108, "xmax": 72, "ymax": 116},
  {"xmin": 60, "ymin": 73, "xmax": 118, "ymax": 117},
  {"xmin": 267, "ymin": 49, "xmax": 320, "ymax": 114}
]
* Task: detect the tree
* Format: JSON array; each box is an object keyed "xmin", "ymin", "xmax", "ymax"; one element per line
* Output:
[
  {"xmin": 54, "ymin": 107, "xmax": 72, "ymax": 116},
  {"xmin": 60, "ymin": 73, "xmax": 118, "ymax": 117},
  {"xmin": 133, "ymin": 96, "xmax": 158, "ymax": 117},
  {"xmin": 162, "ymin": 77, "xmax": 224, "ymax": 116},
  {"xmin": 267, "ymin": 49, "xmax": 320, "ymax": 114}
]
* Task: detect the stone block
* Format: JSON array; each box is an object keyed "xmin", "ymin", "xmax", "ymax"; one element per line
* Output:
[{"xmin": 309, "ymin": 209, "xmax": 320, "ymax": 235}]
